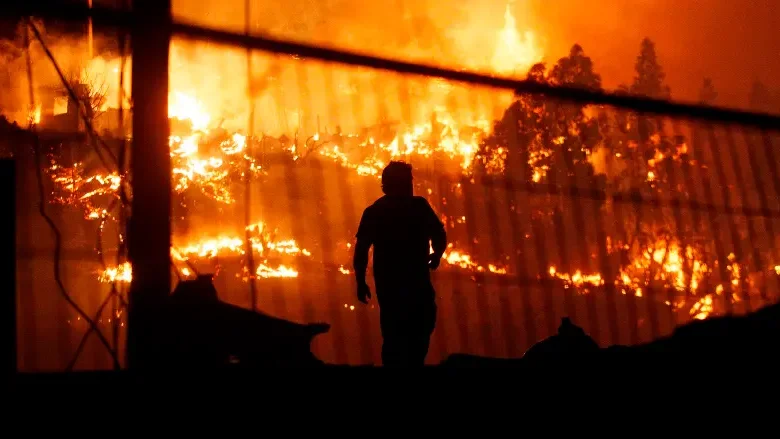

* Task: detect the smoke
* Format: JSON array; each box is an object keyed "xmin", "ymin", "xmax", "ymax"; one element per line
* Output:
[
  {"xmin": 3, "ymin": 0, "xmax": 775, "ymax": 129},
  {"xmin": 175, "ymin": 0, "xmax": 779, "ymax": 111},
  {"xmin": 0, "ymin": 20, "xmax": 124, "ymax": 125}
]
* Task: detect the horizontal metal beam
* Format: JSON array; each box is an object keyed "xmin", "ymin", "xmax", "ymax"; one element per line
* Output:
[{"xmin": 4, "ymin": 2, "xmax": 780, "ymax": 131}]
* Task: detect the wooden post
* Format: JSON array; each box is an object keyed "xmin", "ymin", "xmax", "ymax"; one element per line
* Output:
[
  {"xmin": 127, "ymin": 0, "xmax": 171, "ymax": 369},
  {"xmin": 0, "ymin": 160, "xmax": 16, "ymax": 376}
]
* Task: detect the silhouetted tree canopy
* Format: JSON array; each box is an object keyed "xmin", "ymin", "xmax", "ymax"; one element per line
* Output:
[{"xmin": 699, "ymin": 78, "xmax": 718, "ymax": 105}]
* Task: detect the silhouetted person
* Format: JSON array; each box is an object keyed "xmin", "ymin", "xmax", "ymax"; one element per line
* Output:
[
  {"xmin": 353, "ymin": 161, "xmax": 447, "ymax": 366},
  {"xmin": 522, "ymin": 317, "xmax": 600, "ymax": 360}
]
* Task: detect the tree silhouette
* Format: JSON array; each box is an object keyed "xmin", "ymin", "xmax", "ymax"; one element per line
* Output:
[
  {"xmin": 482, "ymin": 45, "xmax": 603, "ymax": 186},
  {"xmin": 699, "ymin": 78, "xmax": 718, "ymax": 105},
  {"xmin": 631, "ymin": 38, "xmax": 671, "ymax": 100},
  {"xmin": 748, "ymin": 80, "xmax": 776, "ymax": 113},
  {"xmin": 478, "ymin": 44, "xmax": 607, "ymax": 270}
]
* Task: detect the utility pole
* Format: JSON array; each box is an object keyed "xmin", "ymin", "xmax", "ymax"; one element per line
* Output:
[{"xmin": 127, "ymin": 0, "xmax": 171, "ymax": 370}]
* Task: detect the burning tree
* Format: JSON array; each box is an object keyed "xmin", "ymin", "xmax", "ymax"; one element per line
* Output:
[
  {"xmin": 593, "ymin": 39, "xmax": 763, "ymax": 318},
  {"xmin": 23, "ymin": 5, "xmax": 779, "ymax": 363},
  {"xmin": 479, "ymin": 44, "xmax": 607, "ymax": 273}
]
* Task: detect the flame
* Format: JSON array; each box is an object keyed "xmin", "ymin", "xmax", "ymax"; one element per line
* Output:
[
  {"xmin": 98, "ymin": 222, "xmax": 310, "ymax": 284},
  {"xmin": 169, "ymin": 91, "xmax": 211, "ymax": 131},
  {"xmin": 690, "ymin": 295, "xmax": 714, "ymax": 320},
  {"xmin": 434, "ymin": 243, "xmax": 508, "ymax": 274},
  {"xmin": 255, "ymin": 263, "xmax": 298, "ymax": 279},
  {"xmin": 547, "ymin": 238, "xmax": 747, "ymax": 320},
  {"xmin": 28, "ymin": 104, "xmax": 42, "ymax": 125},
  {"xmin": 549, "ymin": 266, "xmax": 604, "ymax": 289},
  {"xmin": 316, "ymin": 113, "xmax": 491, "ymax": 177},
  {"xmin": 58, "ymin": 8, "xmax": 759, "ymax": 327},
  {"xmin": 98, "ymin": 262, "xmax": 132, "ymax": 284},
  {"xmin": 491, "ymin": 1, "xmax": 543, "ymax": 76},
  {"xmin": 338, "ymin": 265, "xmax": 352, "ymax": 275}
]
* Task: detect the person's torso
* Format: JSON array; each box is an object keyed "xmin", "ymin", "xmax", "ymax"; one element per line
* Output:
[{"xmin": 369, "ymin": 196, "xmax": 432, "ymax": 279}]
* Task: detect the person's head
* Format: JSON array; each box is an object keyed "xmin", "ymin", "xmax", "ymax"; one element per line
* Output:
[
  {"xmin": 381, "ymin": 161, "xmax": 414, "ymax": 196},
  {"xmin": 558, "ymin": 317, "xmax": 584, "ymax": 337}
]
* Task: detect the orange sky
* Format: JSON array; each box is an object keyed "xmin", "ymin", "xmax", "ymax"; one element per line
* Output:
[
  {"xmin": 527, "ymin": 0, "xmax": 780, "ymax": 110},
  {"xmin": 165, "ymin": 0, "xmax": 780, "ymax": 111}
]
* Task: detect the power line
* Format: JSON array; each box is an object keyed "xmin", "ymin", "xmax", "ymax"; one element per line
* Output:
[
  {"xmin": 26, "ymin": 20, "xmax": 119, "ymax": 171},
  {"xmin": 23, "ymin": 18, "xmax": 120, "ymax": 369},
  {"xmin": 27, "ymin": 17, "xmax": 128, "ymax": 370}
]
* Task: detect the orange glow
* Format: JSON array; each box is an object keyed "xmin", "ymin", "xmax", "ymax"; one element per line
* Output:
[
  {"xmin": 549, "ymin": 266, "xmax": 604, "ymax": 288},
  {"xmin": 99, "ymin": 222, "xmax": 310, "ymax": 284},
  {"xmin": 433, "ymin": 243, "xmax": 509, "ymax": 274},
  {"xmin": 491, "ymin": 1, "xmax": 543, "ymax": 76},
  {"xmin": 690, "ymin": 295, "xmax": 714, "ymax": 320},
  {"xmin": 51, "ymin": 4, "xmax": 759, "ymax": 328},
  {"xmin": 255, "ymin": 263, "xmax": 298, "ymax": 279},
  {"xmin": 28, "ymin": 104, "xmax": 41, "ymax": 125}
]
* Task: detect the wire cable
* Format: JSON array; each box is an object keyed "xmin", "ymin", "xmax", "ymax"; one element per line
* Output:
[
  {"xmin": 66, "ymin": 200, "xmax": 126, "ymax": 371},
  {"xmin": 113, "ymin": 0, "xmax": 131, "ymax": 362},
  {"xmin": 23, "ymin": 19, "xmax": 119, "ymax": 369},
  {"xmin": 27, "ymin": 14, "xmax": 130, "ymax": 369},
  {"xmin": 68, "ymin": 0, "xmax": 136, "ymax": 369},
  {"xmin": 27, "ymin": 20, "xmax": 119, "ymax": 172}
]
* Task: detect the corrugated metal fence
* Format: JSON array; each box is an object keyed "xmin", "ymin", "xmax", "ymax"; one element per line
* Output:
[{"xmin": 5, "ymin": 1, "xmax": 780, "ymax": 370}]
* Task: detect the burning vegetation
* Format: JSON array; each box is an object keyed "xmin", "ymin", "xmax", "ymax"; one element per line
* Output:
[{"xmin": 4, "ymin": 1, "xmax": 780, "ymax": 367}]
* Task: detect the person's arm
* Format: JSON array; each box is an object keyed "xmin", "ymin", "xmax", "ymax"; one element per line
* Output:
[
  {"xmin": 353, "ymin": 237, "xmax": 371, "ymax": 286},
  {"xmin": 353, "ymin": 207, "xmax": 374, "ymax": 293},
  {"xmin": 424, "ymin": 199, "xmax": 447, "ymax": 269}
]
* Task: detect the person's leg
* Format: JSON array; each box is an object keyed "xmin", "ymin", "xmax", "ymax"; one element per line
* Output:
[
  {"xmin": 413, "ymin": 298, "xmax": 437, "ymax": 366},
  {"xmin": 410, "ymin": 331, "xmax": 432, "ymax": 366},
  {"xmin": 378, "ymin": 283, "xmax": 436, "ymax": 367},
  {"xmin": 379, "ymin": 303, "xmax": 408, "ymax": 366},
  {"xmin": 381, "ymin": 332, "xmax": 407, "ymax": 366}
]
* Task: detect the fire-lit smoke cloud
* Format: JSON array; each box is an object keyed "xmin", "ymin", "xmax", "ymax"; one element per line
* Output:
[
  {"xmin": 2, "ymin": 0, "xmax": 777, "ymax": 125},
  {"xmin": 166, "ymin": 0, "xmax": 544, "ymax": 135},
  {"xmin": 173, "ymin": 0, "xmax": 780, "ymax": 111},
  {"xmin": 524, "ymin": 0, "xmax": 780, "ymax": 109}
]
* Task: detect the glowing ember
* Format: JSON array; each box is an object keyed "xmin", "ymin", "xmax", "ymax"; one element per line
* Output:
[
  {"xmin": 616, "ymin": 240, "xmax": 710, "ymax": 296},
  {"xmin": 50, "ymin": 12, "xmax": 765, "ymax": 331},
  {"xmin": 98, "ymin": 262, "xmax": 132, "ymax": 284},
  {"xmin": 690, "ymin": 295, "xmax": 714, "ymax": 320},
  {"xmin": 28, "ymin": 104, "xmax": 42, "ymax": 125},
  {"xmin": 99, "ymin": 222, "xmax": 310, "ymax": 284},
  {"xmin": 316, "ymin": 113, "xmax": 490, "ymax": 177},
  {"xmin": 437, "ymin": 243, "xmax": 508, "ymax": 274},
  {"xmin": 48, "ymin": 162, "xmax": 122, "ymax": 219},
  {"xmin": 549, "ymin": 266, "xmax": 604, "ymax": 288}
]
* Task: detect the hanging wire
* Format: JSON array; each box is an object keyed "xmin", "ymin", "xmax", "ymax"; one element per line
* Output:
[
  {"xmin": 64, "ymin": 4, "xmax": 132, "ymax": 370},
  {"xmin": 112, "ymin": 0, "xmax": 131, "ymax": 363},
  {"xmin": 27, "ymin": 20, "xmax": 119, "ymax": 172},
  {"xmin": 23, "ymin": 17, "xmax": 119, "ymax": 369}
]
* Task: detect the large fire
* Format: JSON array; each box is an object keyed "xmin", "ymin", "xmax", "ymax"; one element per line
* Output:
[
  {"xmin": 491, "ymin": 1, "xmax": 543, "ymax": 76},
  {"xmin": 44, "ymin": 1, "xmax": 538, "ymax": 288},
  {"xmin": 24, "ymin": 0, "xmax": 776, "ymax": 338}
]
